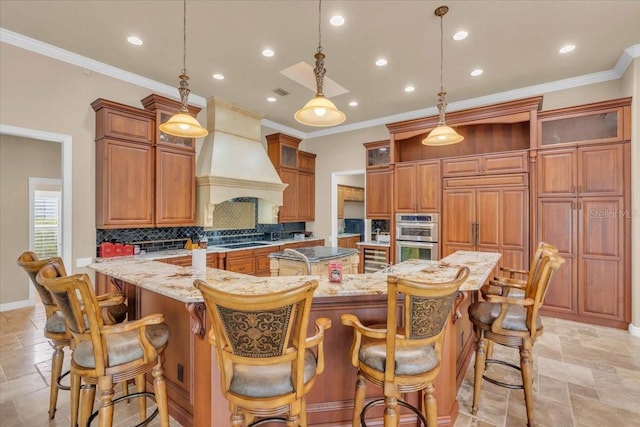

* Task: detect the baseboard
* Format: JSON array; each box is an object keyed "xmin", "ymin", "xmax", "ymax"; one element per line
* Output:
[
  {"xmin": 629, "ymin": 323, "xmax": 640, "ymax": 337},
  {"xmin": 0, "ymin": 299, "xmax": 33, "ymax": 312}
]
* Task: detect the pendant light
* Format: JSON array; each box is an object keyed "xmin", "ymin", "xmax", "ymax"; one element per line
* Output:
[
  {"xmin": 294, "ymin": 0, "xmax": 346, "ymax": 127},
  {"xmin": 422, "ymin": 5, "xmax": 463, "ymax": 146},
  {"xmin": 159, "ymin": 0, "xmax": 208, "ymax": 138}
]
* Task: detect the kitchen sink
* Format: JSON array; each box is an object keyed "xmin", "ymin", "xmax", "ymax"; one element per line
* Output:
[{"xmin": 215, "ymin": 242, "xmax": 274, "ymax": 249}]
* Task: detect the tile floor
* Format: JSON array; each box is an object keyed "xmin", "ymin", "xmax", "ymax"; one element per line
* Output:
[{"xmin": 1, "ymin": 305, "xmax": 639, "ymax": 426}]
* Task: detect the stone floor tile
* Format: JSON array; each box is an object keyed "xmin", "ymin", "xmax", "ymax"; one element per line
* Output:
[
  {"xmin": 0, "ymin": 372, "xmax": 48, "ymax": 404},
  {"xmin": 507, "ymin": 391, "xmax": 574, "ymax": 427},
  {"xmin": 537, "ymin": 374, "xmax": 570, "ymax": 404},
  {"xmin": 537, "ymin": 356, "xmax": 596, "ymax": 388},
  {"xmin": 567, "ymin": 382, "xmax": 599, "ymax": 400},
  {"xmin": 570, "ymin": 393, "xmax": 640, "ymax": 427}
]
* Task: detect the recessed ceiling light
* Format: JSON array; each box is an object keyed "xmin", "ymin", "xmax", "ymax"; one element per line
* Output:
[
  {"xmin": 212, "ymin": 73, "xmax": 225, "ymax": 80},
  {"xmin": 267, "ymin": 97, "xmax": 277, "ymax": 102},
  {"xmin": 470, "ymin": 69, "xmax": 484, "ymax": 77},
  {"xmin": 559, "ymin": 44, "xmax": 576, "ymax": 54},
  {"xmin": 349, "ymin": 101, "xmax": 358, "ymax": 107},
  {"xmin": 404, "ymin": 86, "xmax": 415, "ymax": 93},
  {"xmin": 453, "ymin": 31, "xmax": 468, "ymax": 41},
  {"xmin": 375, "ymin": 58, "xmax": 388, "ymax": 67},
  {"xmin": 262, "ymin": 49, "xmax": 275, "ymax": 57},
  {"xmin": 127, "ymin": 36, "xmax": 143, "ymax": 46},
  {"xmin": 330, "ymin": 15, "xmax": 345, "ymax": 26}
]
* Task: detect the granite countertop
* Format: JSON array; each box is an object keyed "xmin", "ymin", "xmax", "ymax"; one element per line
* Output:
[
  {"xmin": 268, "ymin": 246, "xmax": 359, "ymax": 262},
  {"xmin": 90, "ymin": 251, "xmax": 500, "ymax": 304},
  {"xmin": 97, "ymin": 237, "xmax": 326, "ymax": 261}
]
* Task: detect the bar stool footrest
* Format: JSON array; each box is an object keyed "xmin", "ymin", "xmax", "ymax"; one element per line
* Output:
[
  {"xmin": 483, "ymin": 358, "xmax": 524, "ymax": 390},
  {"xmin": 56, "ymin": 369, "xmax": 71, "ymax": 391},
  {"xmin": 248, "ymin": 417, "xmax": 287, "ymax": 426},
  {"xmin": 360, "ymin": 397, "xmax": 428, "ymax": 426},
  {"xmin": 87, "ymin": 391, "xmax": 158, "ymax": 427}
]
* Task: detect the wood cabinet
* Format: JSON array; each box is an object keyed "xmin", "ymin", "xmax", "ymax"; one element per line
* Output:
[
  {"xmin": 92, "ymin": 99, "xmax": 156, "ymax": 228},
  {"xmin": 337, "ymin": 185, "xmax": 364, "ymax": 219},
  {"xmin": 442, "ymin": 174, "xmax": 529, "ymax": 275},
  {"xmin": 225, "ymin": 249, "xmax": 256, "ymax": 275},
  {"xmin": 92, "ymin": 95, "xmax": 200, "ymax": 228},
  {"xmin": 536, "ymin": 142, "xmax": 630, "ymax": 328},
  {"xmin": 394, "ymin": 160, "xmax": 441, "ymax": 213},
  {"xmin": 266, "ymin": 133, "xmax": 316, "ymax": 222},
  {"xmin": 142, "ymin": 94, "xmax": 200, "ymax": 227},
  {"xmin": 364, "ymin": 141, "xmax": 392, "ymax": 219},
  {"xmin": 337, "ymin": 234, "xmax": 360, "ymax": 249},
  {"xmin": 298, "ymin": 151, "xmax": 316, "ymax": 221},
  {"xmin": 442, "ymin": 151, "xmax": 528, "ymax": 177}
]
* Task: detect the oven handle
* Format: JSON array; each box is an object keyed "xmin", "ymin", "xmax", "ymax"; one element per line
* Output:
[{"xmin": 396, "ymin": 241, "xmax": 438, "ymax": 249}]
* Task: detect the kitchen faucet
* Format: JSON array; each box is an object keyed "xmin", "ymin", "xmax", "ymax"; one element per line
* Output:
[{"xmin": 284, "ymin": 248, "xmax": 311, "ymax": 275}]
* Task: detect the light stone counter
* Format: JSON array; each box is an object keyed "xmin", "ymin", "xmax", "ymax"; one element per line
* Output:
[{"xmin": 90, "ymin": 250, "xmax": 500, "ymax": 304}]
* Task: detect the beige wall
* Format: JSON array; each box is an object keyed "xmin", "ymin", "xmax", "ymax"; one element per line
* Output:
[{"xmin": 0, "ymin": 135, "xmax": 61, "ymax": 304}]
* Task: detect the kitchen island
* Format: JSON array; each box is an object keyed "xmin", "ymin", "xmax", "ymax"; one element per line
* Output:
[
  {"xmin": 91, "ymin": 251, "xmax": 500, "ymax": 427},
  {"xmin": 269, "ymin": 245, "xmax": 360, "ymax": 276}
]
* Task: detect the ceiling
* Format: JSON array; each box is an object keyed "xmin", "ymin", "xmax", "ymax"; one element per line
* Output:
[{"xmin": 1, "ymin": 1, "xmax": 639, "ymax": 137}]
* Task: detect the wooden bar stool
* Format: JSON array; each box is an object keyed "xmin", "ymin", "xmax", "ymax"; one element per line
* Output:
[
  {"xmin": 468, "ymin": 249, "xmax": 564, "ymax": 426},
  {"xmin": 17, "ymin": 252, "xmax": 128, "ymax": 421},
  {"xmin": 194, "ymin": 278, "xmax": 331, "ymax": 427},
  {"xmin": 341, "ymin": 266, "xmax": 470, "ymax": 427},
  {"xmin": 37, "ymin": 260, "xmax": 170, "ymax": 427}
]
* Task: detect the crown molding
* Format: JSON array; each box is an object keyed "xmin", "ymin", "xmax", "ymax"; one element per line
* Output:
[
  {"xmin": 2, "ymin": 28, "xmax": 637, "ymax": 139},
  {"xmin": 0, "ymin": 28, "xmax": 206, "ymax": 108}
]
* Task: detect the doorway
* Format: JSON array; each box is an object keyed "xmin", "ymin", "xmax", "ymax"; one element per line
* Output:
[
  {"xmin": 0, "ymin": 124, "xmax": 71, "ymax": 311},
  {"xmin": 331, "ymin": 169, "xmax": 365, "ymax": 247}
]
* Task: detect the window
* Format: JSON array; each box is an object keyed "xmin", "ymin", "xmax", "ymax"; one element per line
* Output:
[{"xmin": 33, "ymin": 189, "xmax": 61, "ymax": 258}]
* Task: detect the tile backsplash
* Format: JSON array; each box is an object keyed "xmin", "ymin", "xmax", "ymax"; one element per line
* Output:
[{"xmin": 96, "ymin": 197, "xmax": 308, "ymax": 255}]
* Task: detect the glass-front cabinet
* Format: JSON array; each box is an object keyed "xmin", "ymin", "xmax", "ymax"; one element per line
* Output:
[{"xmin": 141, "ymin": 94, "xmax": 202, "ymax": 151}]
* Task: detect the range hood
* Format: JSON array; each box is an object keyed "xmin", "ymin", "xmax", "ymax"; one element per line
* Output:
[{"xmin": 196, "ymin": 97, "xmax": 287, "ymax": 227}]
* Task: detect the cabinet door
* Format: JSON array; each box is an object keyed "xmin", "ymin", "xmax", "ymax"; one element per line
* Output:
[
  {"xmin": 366, "ymin": 168, "xmax": 392, "ymax": 218},
  {"xmin": 298, "ymin": 171, "xmax": 315, "ymax": 221},
  {"xmin": 578, "ymin": 197, "xmax": 625, "ymax": 321},
  {"xmin": 394, "ymin": 163, "xmax": 417, "ymax": 212},
  {"xmin": 337, "ymin": 186, "xmax": 345, "ymax": 219},
  {"xmin": 499, "ymin": 188, "xmax": 529, "ymax": 274},
  {"xmin": 537, "ymin": 198, "xmax": 578, "ymax": 314},
  {"xmin": 155, "ymin": 147, "xmax": 196, "ymax": 226},
  {"xmin": 417, "ymin": 160, "xmax": 440, "ymax": 212},
  {"xmin": 578, "ymin": 145, "xmax": 624, "ymax": 196},
  {"xmin": 537, "ymin": 149, "xmax": 576, "ymax": 197},
  {"xmin": 278, "ymin": 169, "xmax": 298, "ymax": 222},
  {"xmin": 442, "ymin": 189, "xmax": 475, "ymax": 255},
  {"xmin": 97, "ymin": 139, "xmax": 154, "ymax": 228}
]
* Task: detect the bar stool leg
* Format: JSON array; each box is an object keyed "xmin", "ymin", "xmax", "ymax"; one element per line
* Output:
[
  {"xmin": 352, "ymin": 372, "xmax": 366, "ymax": 427},
  {"xmin": 48, "ymin": 343, "xmax": 65, "ymax": 419},
  {"xmin": 80, "ymin": 383, "xmax": 96, "ymax": 427},
  {"xmin": 135, "ymin": 374, "xmax": 146, "ymax": 421},
  {"xmin": 152, "ymin": 359, "xmax": 170, "ymax": 427},
  {"xmin": 520, "ymin": 341, "xmax": 534, "ymax": 427},
  {"xmin": 472, "ymin": 336, "xmax": 487, "ymax": 415},
  {"xmin": 97, "ymin": 375, "xmax": 115, "ymax": 427},
  {"xmin": 70, "ymin": 372, "xmax": 81, "ymax": 427},
  {"xmin": 423, "ymin": 382, "xmax": 437, "ymax": 427}
]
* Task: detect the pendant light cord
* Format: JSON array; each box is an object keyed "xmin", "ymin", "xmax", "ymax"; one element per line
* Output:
[
  {"xmin": 182, "ymin": 0, "xmax": 187, "ymax": 75},
  {"xmin": 317, "ymin": 0, "xmax": 323, "ymax": 53},
  {"xmin": 439, "ymin": 11, "xmax": 444, "ymax": 94}
]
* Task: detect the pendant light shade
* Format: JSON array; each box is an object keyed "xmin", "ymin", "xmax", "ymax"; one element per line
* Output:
[
  {"xmin": 294, "ymin": 95, "xmax": 346, "ymax": 127},
  {"xmin": 294, "ymin": 0, "xmax": 346, "ymax": 127},
  {"xmin": 160, "ymin": 0, "xmax": 208, "ymax": 138},
  {"xmin": 160, "ymin": 111, "xmax": 209, "ymax": 138},
  {"xmin": 422, "ymin": 5, "xmax": 463, "ymax": 146}
]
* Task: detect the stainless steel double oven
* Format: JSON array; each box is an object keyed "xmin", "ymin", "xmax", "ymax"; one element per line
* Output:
[{"xmin": 395, "ymin": 213, "xmax": 439, "ymax": 262}]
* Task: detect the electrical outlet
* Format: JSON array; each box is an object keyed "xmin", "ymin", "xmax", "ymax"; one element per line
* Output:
[{"xmin": 177, "ymin": 363, "xmax": 184, "ymax": 382}]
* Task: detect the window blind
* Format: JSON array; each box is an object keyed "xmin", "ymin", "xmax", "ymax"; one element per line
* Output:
[{"xmin": 34, "ymin": 190, "xmax": 61, "ymax": 258}]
